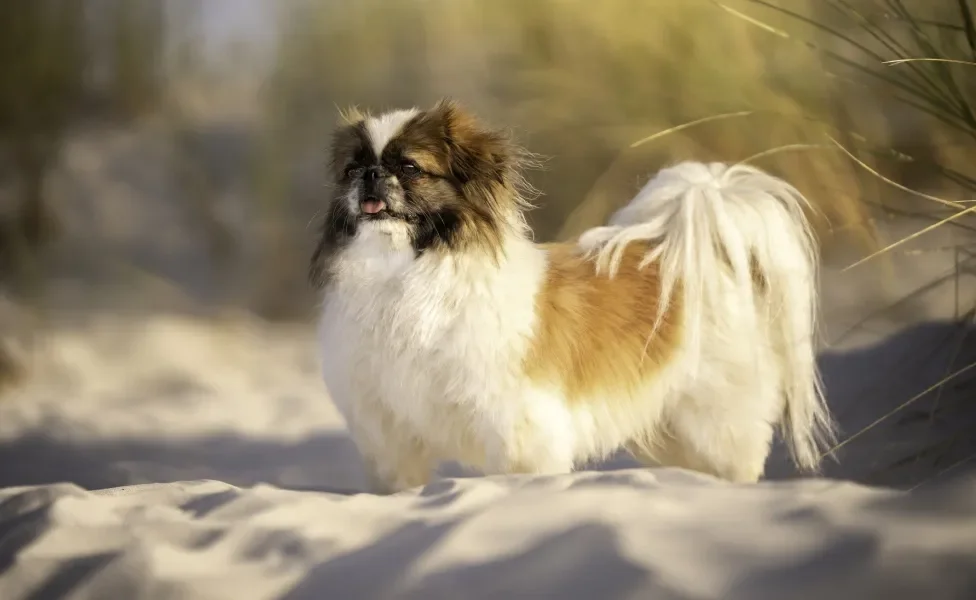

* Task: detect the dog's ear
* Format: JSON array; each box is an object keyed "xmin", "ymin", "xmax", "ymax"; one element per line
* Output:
[{"xmin": 427, "ymin": 99, "xmax": 514, "ymax": 187}]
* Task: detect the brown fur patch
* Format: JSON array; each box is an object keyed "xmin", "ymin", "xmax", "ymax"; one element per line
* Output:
[
  {"xmin": 403, "ymin": 149, "xmax": 444, "ymax": 176},
  {"xmin": 523, "ymin": 242, "xmax": 682, "ymax": 403}
]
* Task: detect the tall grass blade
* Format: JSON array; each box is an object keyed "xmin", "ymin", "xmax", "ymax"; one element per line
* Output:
[
  {"xmin": 844, "ymin": 206, "xmax": 976, "ymax": 272},
  {"xmin": 887, "ymin": 0, "xmax": 976, "ymax": 130},
  {"xmin": 886, "ymin": 58, "xmax": 976, "ymax": 66},
  {"xmin": 720, "ymin": 2, "xmax": 972, "ymax": 127},
  {"xmin": 828, "ymin": 135, "xmax": 970, "ymax": 211},
  {"xmin": 908, "ymin": 450, "xmax": 976, "ymax": 490},
  {"xmin": 827, "ymin": 0, "xmax": 962, "ymax": 111},
  {"xmin": 738, "ymin": 143, "xmax": 837, "ymax": 165},
  {"xmin": 629, "ymin": 110, "xmax": 755, "ymax": 148},
  {"xmin": 957, "ymin": 0, "xmax": 976, "ymax": 60},
  {"xmin": 823, "ymin": 360, "xmax": 976, "ymax": 459}
]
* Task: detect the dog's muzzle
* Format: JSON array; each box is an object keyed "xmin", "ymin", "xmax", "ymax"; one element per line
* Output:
[{"xmin": 361, "ymin": 167, "xmax": 389, "ymax": 215}]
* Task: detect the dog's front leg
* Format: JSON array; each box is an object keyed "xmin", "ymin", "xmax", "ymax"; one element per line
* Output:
[
  {"xmin": 346, "ymin": 404, "xmax": 435, "ymax": 494},
  {"xmin": 359, "ymin": 444, "xmax": 435, "ymax": 494}
]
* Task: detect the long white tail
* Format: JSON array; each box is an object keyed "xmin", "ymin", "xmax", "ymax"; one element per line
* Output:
[{"xmin": 581, "ymin": 161, "xmax": 835, "ymax": 472}]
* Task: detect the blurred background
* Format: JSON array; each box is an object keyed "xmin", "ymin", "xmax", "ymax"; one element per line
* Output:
[{"xmin": 1, "ymin": 0, "xmax": 975, "ymax": 491}]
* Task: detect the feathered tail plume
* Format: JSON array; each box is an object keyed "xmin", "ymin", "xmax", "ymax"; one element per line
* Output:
[{"xmin": 581, "ymin": 161, "xmax": 835, "ymax": 472}]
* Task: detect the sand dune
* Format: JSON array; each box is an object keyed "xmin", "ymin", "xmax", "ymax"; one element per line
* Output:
[{"xmin": 2, "ymin": 471, "xmax": 975, "ymax": 599}]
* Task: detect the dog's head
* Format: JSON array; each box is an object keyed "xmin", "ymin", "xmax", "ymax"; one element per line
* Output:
[{"xmin": 309, "ymin": 99, "xmax": 535, "ymax": 286}]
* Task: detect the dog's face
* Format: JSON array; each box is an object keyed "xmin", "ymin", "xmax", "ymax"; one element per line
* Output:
[{"xmin": 309, "ymin": 100, "xmax": 532, "ymax": 286}]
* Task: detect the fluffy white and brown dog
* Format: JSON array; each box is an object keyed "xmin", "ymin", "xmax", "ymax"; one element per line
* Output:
[{"xmin": 309, "ymin": 99, "xmax": 835, "ymax": 493}]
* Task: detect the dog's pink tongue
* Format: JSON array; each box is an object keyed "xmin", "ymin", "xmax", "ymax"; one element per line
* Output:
[{"xmin": 362, "ymin": 199, "xmax": 386, "ymax": 215}]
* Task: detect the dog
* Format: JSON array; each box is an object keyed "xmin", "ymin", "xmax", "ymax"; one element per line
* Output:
[{"xmin": 309, "ymin": 99, "xmax": 835, "ymax": 493}]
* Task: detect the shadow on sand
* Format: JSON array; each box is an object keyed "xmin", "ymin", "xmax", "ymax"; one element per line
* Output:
[
  {"xmin": 0, "ymin": 430, "xmax": 365, "ymax": 494},
  {"xmin": 0, "ymin": 320, "xmax": 973, "ymax": 493}
]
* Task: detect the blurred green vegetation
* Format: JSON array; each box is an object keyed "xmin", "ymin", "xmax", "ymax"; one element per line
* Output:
[
  {"xmin": 3, "ymin": 0, "xmax": 976, "ymax": 318},
  {"xmin": 0, "ymin": 0, "xmax": 168, "ymax": 287},
  {"xmin": 11, "ymin": 0, "xmax": 976, "ymax": 306},
  {"xmin": 0, "ymin": 1, "xmax": 86, "ymax": 269}
]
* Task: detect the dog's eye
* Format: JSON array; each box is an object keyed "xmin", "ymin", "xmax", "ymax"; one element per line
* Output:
[
  {"xmin": 399, "ymin": 161, "xmax": 420, "ymax": 176},
  {"xmin": 344, "ymin": 165, "xmax": 364, "ymax": 179}
]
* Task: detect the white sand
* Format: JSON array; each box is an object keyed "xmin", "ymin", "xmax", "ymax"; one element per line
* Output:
[{"xmin": 1, "ymin": 471, "xmax": 974, "ymax": 599}]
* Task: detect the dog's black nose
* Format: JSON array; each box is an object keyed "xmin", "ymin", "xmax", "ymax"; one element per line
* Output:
[
  {"xmin": 360, "ymin": 168, "xmax": 387, "ymax": 215},
  {"xmin": 363, "ymin": 167, "xmax": 384, "ymax": 198}
]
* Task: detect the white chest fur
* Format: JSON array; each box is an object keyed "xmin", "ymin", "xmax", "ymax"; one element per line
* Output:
[{"xmin": 316, "ymin": 225, "xmax": 547, "ymax": 469}]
